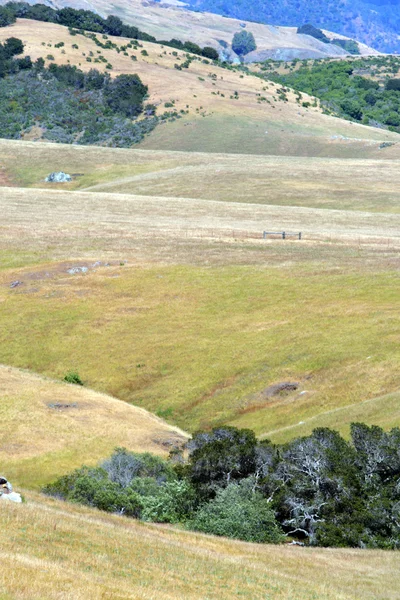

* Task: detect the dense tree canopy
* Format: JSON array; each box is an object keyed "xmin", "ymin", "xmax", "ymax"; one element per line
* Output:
[{"xmin": 46, "ymin": 423, "xmax": 400, "ymax": 549}]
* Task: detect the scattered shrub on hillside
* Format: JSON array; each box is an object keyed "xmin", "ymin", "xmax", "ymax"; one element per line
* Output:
[
  {"xmin": 0, "ymin": 2, "xmax": 219, "ymax": 61},
  {"xmin": 264, "ymin": 57, "xmax": 400, "ymax": 132},
  {"xmin": 63, "ymin": 371, "xmax": 84, "ymax": 385}
]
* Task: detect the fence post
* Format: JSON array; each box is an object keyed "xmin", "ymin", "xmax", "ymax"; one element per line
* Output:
[
  {"xmin": 299, "ymin": 232, "xmax": 302, "ymax": 240},
  {"xmin": 282, "ymin": 231, "xmax": 286, "ymax": 240}
]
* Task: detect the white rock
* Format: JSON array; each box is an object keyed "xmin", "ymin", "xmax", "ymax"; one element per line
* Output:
[{"xmin": 0, "ymin": 491, "xmax": 22, "ymax": 503}]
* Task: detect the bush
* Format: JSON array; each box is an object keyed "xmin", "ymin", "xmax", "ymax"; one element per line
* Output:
[
  {"xmin": 63, "ymin": 371, "xmax": 84, "ymax": 385},
  {"xmin": 201, "ymin": 46, "xmax": 219, "ymax": 60},
  {"xmin": 331, "ymin": 38, "xmax": 360, "ymax": 55},
  {"xmin": 297, "ymin": 24, "xmax": 330, "ymax": 44},
  {"xmin": 44, "ymin": 466, "xmax": 142, "ymax": 516},
  {"xmin": 101, "ymin": 448, "xmax": 175, "ymax": 487},
  {"xmin": 385, "ymin": 78, "xmax": 400, "ymax": 91},
  {"xmin": 104, "ymin": 73, "xmax": 147, "ymax": 117},
  {"xmin": 141, "ymin": 480, "xmax": 196, "ymax": 523},
  {"xmin": 190, "ymin": 479, "xmax": 283, "ymax": 543}
]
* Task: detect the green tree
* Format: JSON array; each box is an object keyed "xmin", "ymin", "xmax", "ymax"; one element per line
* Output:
[
  {"xmin": 187, "ymin": 426, "xmax": 257, "ymax": 498},
  {"xmin": 190, "ymin": 478, "xmax": 283, "ymax": 543},
  {"xmin": 231, "ymin": 30, "xmax": 256, "ymax": 57},
  {"xmin": 104, "ymin": 73, "xmax": 147, "ymax": 118}
]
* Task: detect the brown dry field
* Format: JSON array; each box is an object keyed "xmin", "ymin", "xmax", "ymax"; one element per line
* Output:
[
  {"xmin": 0, "ymin": 20, "xmax": 398, "ymax": 157},
  {"xmin": 1, "ymin": 186, "xmax": 400, "ymax": 262},
  {"xmin": 1, "ymin": 139, "xmax": 400, "ymax": 211}
]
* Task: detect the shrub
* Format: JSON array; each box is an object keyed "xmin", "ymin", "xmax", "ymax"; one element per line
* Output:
[
  {"xmin": 190, "ymin": 479, "xmax": 284, "ymax": 543},
  {"xmin": 101, "ymin": 448, "xmax": 175, "ymax": 487},
  {"xmin": 141, "ymin": 480, "xmax": 196, "ymax": 523},
  {"xmin": 63, "ymin": 371, "xmax": 83, "ymax": 385},
  {"xmin": 104, "ymin": 73, "xmax": 147, "ymax": 117},
  {"xmin": 201, "ymin": 46, "xmax": 219, "ymax": 60},
  {"xmin": 331, "ymin": 38, "xmax": 360, "ymax": 55},
  {"xmin": 385, "ymin": 78, "xmax": 400, "ymax": 91},
  {"xmin": 297, "ymin": 24, "xmax": 330, "ymax": 44},
  {"xmin": 44, "ymin": 466, "xmax": 142, "ymax": 516}
]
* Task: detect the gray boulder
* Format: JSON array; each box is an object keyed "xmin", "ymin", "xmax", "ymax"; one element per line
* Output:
[
  {"xmin": 45, "ymin": 171, "xmax": 72, "ymax": 183},
  {"xmin": 0, "ymin": 477, "xmax": 22, "ymax": 503}
]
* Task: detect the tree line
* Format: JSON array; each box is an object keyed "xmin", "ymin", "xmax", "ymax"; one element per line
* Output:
[
  {"xmin": 264, "ymin": 58, "xmax": 400, "ymax": 130},
  {"xmin": 45, "ymin": 423, "xmax": 400, "ymax": 549}
]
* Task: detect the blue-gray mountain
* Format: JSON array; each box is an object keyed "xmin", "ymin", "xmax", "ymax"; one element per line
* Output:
[{"xmin": 185, "ymin": 0, "xmax": 400, "ymax": 53}]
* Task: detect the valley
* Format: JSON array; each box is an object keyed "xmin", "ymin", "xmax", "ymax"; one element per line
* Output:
[{"xmin": 0, "ymin": 6, "xmax": 399, "ymax": 598}]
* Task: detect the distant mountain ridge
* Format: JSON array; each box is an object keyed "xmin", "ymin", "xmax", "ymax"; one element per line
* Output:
[
  {"xmin": 0, "ymin": 0, "xmax": 380, "ymax": 61},
  {"xmin": 184, "ymin": 0, "xmax": 400, "ymax": 53}
]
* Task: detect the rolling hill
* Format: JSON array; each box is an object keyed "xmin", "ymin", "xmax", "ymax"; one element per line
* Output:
[
  {"xmin": 0, "ymin": 138, "xmax": 399, "ymax": 441},
  {"xmin": 0, "ymin": 10, "xmax": 399, "ymax": 598},
  {"xmin": 2, "ymin": 491, "xmax": 400, "ymax": 600},
  {"xmin": 0, "ymin": 19, "xmax": 397, "ymax": 157},
  {"xmin": 165, "ymin": 0, "xmax": 400, "ymax": 54},
  {"xmin": 0, "ymin": 364, "xmax": 187, "ymax": 489}
]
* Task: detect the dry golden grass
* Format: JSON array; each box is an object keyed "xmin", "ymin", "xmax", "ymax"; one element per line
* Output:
[
  {"xmin": 1, "ymin": 491, "xmax": 400, "ymax": 600},
  {"xmin": 2, "ymin": 139, "xmax": 400, "ymax": 212},
  {"xmin": 0, "ymin": 365, "xmax": 187, "ymax": 489},
  {"xmin": 0, "ymin": 256, "xmax": 399, "ymax": 436},
  {"xmin": 0, "ymin": 20, "xmax": 397, "ymax": 157}
]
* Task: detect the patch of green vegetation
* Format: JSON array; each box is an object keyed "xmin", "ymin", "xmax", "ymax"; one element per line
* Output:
[
  {"xmin": 46, "ymin": 423, "xmax": 400, "ymax": 549},
  {"xmin": 0, "ymin": 55, "xmax": 158, "ymax": 146},
  {"xmin": 263, "ymin": 56, "xmax": 400, "ymax": 131}
]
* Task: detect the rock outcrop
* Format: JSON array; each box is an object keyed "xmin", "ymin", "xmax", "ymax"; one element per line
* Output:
[
  {"xmin": 45, "ymin": 171, "xmax": 72, "ymax": 183},
  {"xmin": 0, "ymin": 477, "xmax": 22, "ymax": 503}
]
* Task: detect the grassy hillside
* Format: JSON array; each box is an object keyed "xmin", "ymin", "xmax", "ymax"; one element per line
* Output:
[
  {"xmin": 0, "ymin": 135, "xmax": 398, "ymax": 439},
  {"xmin": 0, "ymin": 20, "xmax": 397, "ymax": 157},
  {"xmin": 1, "ymin": 492, "xmax": 399, "ymax": 600},
  {"xmin": 2, "ymin": 139, "xmax": 400, "ymax": 210},
  {"xmin": 0, "ymin": 365, "xmax": 187, "ymax": 489},
  {"xmin": 0, "ymin": 183, "xmax": 399, "ymax": 439}
]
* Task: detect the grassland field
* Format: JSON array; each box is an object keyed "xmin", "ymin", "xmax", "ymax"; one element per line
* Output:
[{"xmin": 0, "ymin": 139, "xmax": 399, "ymax": 445}]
